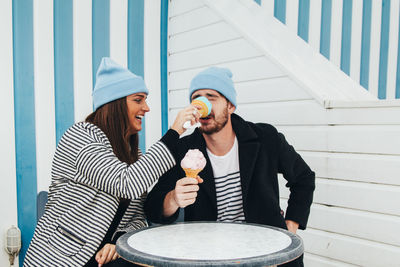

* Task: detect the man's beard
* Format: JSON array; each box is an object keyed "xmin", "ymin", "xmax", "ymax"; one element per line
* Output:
[{"xmin": 199, "ymin": 106, "xmax": 229, "ymax": 135}]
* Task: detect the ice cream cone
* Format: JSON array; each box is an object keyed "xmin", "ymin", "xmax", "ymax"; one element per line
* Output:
[
  {"xmin": 192, "ymin": 98, "xmax": 209, "ymax": 118},
  {"xmin": 183, "ymin": 168, "xmax": 202, "ymax": 178},
  {"xmin": 181, "ymin": 149, "xmax": 206, "ymax": 183},
  {"xmin": 191, "ymin": 96, "xmax": 211, "ymax": 118}
]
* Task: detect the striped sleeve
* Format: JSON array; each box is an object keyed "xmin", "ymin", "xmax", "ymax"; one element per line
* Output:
[
  {"xmin": 62, "ymin": 123, "xmax": 177, "ymax": 200},
  {"xmin": 75, "ymin": 140, "xmax": 175, "ymax": 199}
]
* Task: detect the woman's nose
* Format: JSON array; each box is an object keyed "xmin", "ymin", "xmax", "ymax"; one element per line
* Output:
[{"xmin": 143, "ymin": 101, "xmax": 150, "ymax": 112}]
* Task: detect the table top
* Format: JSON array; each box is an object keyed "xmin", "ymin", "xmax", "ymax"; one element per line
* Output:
[{"xmin": 116, "ymin": 222, "xmax": 303, "ymax": 266}]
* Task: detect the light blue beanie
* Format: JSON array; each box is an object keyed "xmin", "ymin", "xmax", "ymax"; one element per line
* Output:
[
  {"xmin": 92, "ymin": 57, "xmax": 149, "ymax": 111},
  {"xmin": 189, "ymin": 67, "xmax": 237, "ymax": 107}
]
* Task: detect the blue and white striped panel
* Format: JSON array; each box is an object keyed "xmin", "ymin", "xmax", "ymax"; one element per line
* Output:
[
  {"xmin": 3, "ymin": 0, "xmax": 152, "ymax": 264},
  {"xmin": 161, "ymin": 0, "xmax": 169, "ymax": 134},
  {"xmin": 33, "ymin": 0, "xmax": 56, "ymax": 196},
  {"xmin": 12, "ymin": 1, "xmax": 38, "ymax": 263},
  {"xmin": 254, "ymin": 0, "xmax": 400, "ymax": 100}
]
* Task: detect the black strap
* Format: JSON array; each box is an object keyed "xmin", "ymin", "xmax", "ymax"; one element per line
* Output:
[{"xmin": 85, "ymin": 198, "xmax": 130, "ymax": 266}]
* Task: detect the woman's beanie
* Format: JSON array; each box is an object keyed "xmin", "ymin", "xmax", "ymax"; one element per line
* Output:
[
  {"xmin": 189, "ymin": 67, "xmax": 237, "ymax": 107},
  {"xmin": 92, "ymin": 57, "xmax": 149, "ymax": 111}
]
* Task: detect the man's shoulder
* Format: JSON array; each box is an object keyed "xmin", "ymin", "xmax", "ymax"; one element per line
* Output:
[
  {"xmin": 244, "ymin": 119, "xmax": 279, "ymax": 137},
  {"xmin": 232, "ymin": 113, "xmax": 276, "ymax": 131},
  {"xmin": 253, "ymin": 121, "xmax": 278, "ymax": 133},
  {"xmin": 232, "ymin": 113, "xmax": 280, "ymax": 142},
  {"xmin": 239, "ymin": 120, "xmax": 285, "ymax": 155}
]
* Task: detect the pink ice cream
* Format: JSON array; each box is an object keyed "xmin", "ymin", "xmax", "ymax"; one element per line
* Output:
[{"xmin": 180, "ymin": 149, "xmax": 207, "ymax": 170}]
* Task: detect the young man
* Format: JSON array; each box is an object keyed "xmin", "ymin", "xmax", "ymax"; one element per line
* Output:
[{"xmin": 144, "ymin": 67, "xmax": 315, "ymax": 267}]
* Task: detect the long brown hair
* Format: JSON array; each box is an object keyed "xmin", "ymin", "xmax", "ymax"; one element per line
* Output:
[{"xmin": 86, "ymin": 97, "xmax": 139, "ymax": 164}]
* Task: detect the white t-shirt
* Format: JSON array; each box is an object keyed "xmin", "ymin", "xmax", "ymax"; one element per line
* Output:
[{"xmin": 206, "ymin": 137, "xmax": 245, "ymax": 222}]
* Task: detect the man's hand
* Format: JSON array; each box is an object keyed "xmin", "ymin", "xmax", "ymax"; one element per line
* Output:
[
  {"xmin": 95, "ymin": 243, "xmax": 118, "ymax": 267},
  {"xmin": 173, "ymin": 177, "xmax": 203, "ymax": 207},
  {"xmin": 163, "ymin": 177, "xmax": 203, "ymax": 217},
  {"xmin": 285, "ymin": 220, "xmax": 299, "ymax": 234}
]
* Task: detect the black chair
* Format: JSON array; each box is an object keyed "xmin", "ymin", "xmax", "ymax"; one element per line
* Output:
[{"xmin": 36, "ymin": 191, "xmax": 48, "ymax": 222}]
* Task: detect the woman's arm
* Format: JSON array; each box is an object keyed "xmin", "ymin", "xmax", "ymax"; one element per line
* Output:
[
  {"xmin": 69, "ymin": 105, "xmax": 198, "ymax": 199},
  {"xmin": 75, "ymin": 130, "xmax": 178, "ymax": 200}
]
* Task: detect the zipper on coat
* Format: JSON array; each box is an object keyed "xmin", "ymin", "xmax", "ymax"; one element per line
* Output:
[{"xmin": 57, "ymin": 226, "xmax": 86, "ymax": 246}]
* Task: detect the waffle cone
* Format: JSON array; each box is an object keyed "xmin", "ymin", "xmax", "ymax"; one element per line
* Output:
[
  {"xmin": 183, "ymin": 168, "xmax": 202, "ymax": 178},
  {"xmin": 192, "ymin": 99, "xmax": 209, "ymax": 118}
]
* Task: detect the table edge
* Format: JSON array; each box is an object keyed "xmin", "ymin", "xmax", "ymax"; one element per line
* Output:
[{"xmin": 116, "ymin": 221, "xmax": 304, "ymax": 267}]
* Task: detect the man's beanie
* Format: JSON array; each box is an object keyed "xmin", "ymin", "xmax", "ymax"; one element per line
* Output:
[
  {"xmin": 92, "ymin": 57, "xmax": 149, "ymax": 111},
  {"xmin": 189, "ymin": 67, "xmax": 237, "ymax": 107}
]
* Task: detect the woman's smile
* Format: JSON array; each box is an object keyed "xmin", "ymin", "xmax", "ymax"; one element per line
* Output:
[
  {"xmin": 127, "ymin": 93, "xmax": 150, "ymax": 133},
  {"xmin": 135, "ymin": 115, "xmax": 144, "ymax": 122}
]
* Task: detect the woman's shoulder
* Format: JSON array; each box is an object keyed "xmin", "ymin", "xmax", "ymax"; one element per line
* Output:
[
  {"xmin": 71, "ymin": 121, "xmax": 100, "ymax": 133},
  {"xmin": 60, "ymin": 122, "xmax": 110, "ymax": 146},
  {"xmin": 52, "ymin": 122, "xmax": 112, "ymax": 172}
]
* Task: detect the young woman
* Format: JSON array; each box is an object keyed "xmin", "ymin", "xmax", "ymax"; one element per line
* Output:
[{"xmin": 23, "ymin": 58, "xmax": 199, "ymax": 266}]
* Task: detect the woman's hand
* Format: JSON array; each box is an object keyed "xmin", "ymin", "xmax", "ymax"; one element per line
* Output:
[
  {"xmin": 95, "ymin": 243, "xmax": 119, "ymax": 267},
  {"xmin": 171, "ymin": 105, "xmax": 201, "ymax": 135}
]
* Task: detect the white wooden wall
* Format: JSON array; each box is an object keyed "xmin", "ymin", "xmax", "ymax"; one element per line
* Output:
[
  {"xmin": 168, "ymin": 0, "xmax": 314, "ymax": 119},
  {"xmin": 258, "ymin": 0, "xmax": 400, "ymax": 101},
  {"xmin": 0, "ymin": 0, "xmax": 18, "ymax": 265},
  {"xmin": 168, "ymin": 0, "xmax": 400, "ymax": 266}
]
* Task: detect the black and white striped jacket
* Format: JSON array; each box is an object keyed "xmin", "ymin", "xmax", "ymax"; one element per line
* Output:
[{"xmin": 24, "ymin": 122, "xmax": 177, "ymax": 266}]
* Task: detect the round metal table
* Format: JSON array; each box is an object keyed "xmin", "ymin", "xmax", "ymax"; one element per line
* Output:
[{"xmin": 116, "ymin": 222, "xmax": 303, "ymax": 266}]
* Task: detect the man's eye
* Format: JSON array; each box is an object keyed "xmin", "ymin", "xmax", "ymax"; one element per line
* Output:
[{"xmin": 134, "ymin": 99, "xmax": 141, "ymax": 103}]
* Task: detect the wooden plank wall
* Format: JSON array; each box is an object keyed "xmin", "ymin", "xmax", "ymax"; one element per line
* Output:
[
  {"xmin": 257, "ymin": 0, "xmax": 400, "ymax": 101},
  {"xmin": 168, "ymin": 0, "xmax": 400, "ymax": 266},
  {"xmin": 1, "ymin": 1, "xmax": 161, "ymax": 264}
]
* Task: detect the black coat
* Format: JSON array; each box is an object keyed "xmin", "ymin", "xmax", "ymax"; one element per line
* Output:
[
  {"xmin": 145, "ymin": 114, "xmax": 315, "ymax": 230},
  {"xmin": 145, "ymin": 114, "xmax": 315, "ymax": 266}
]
